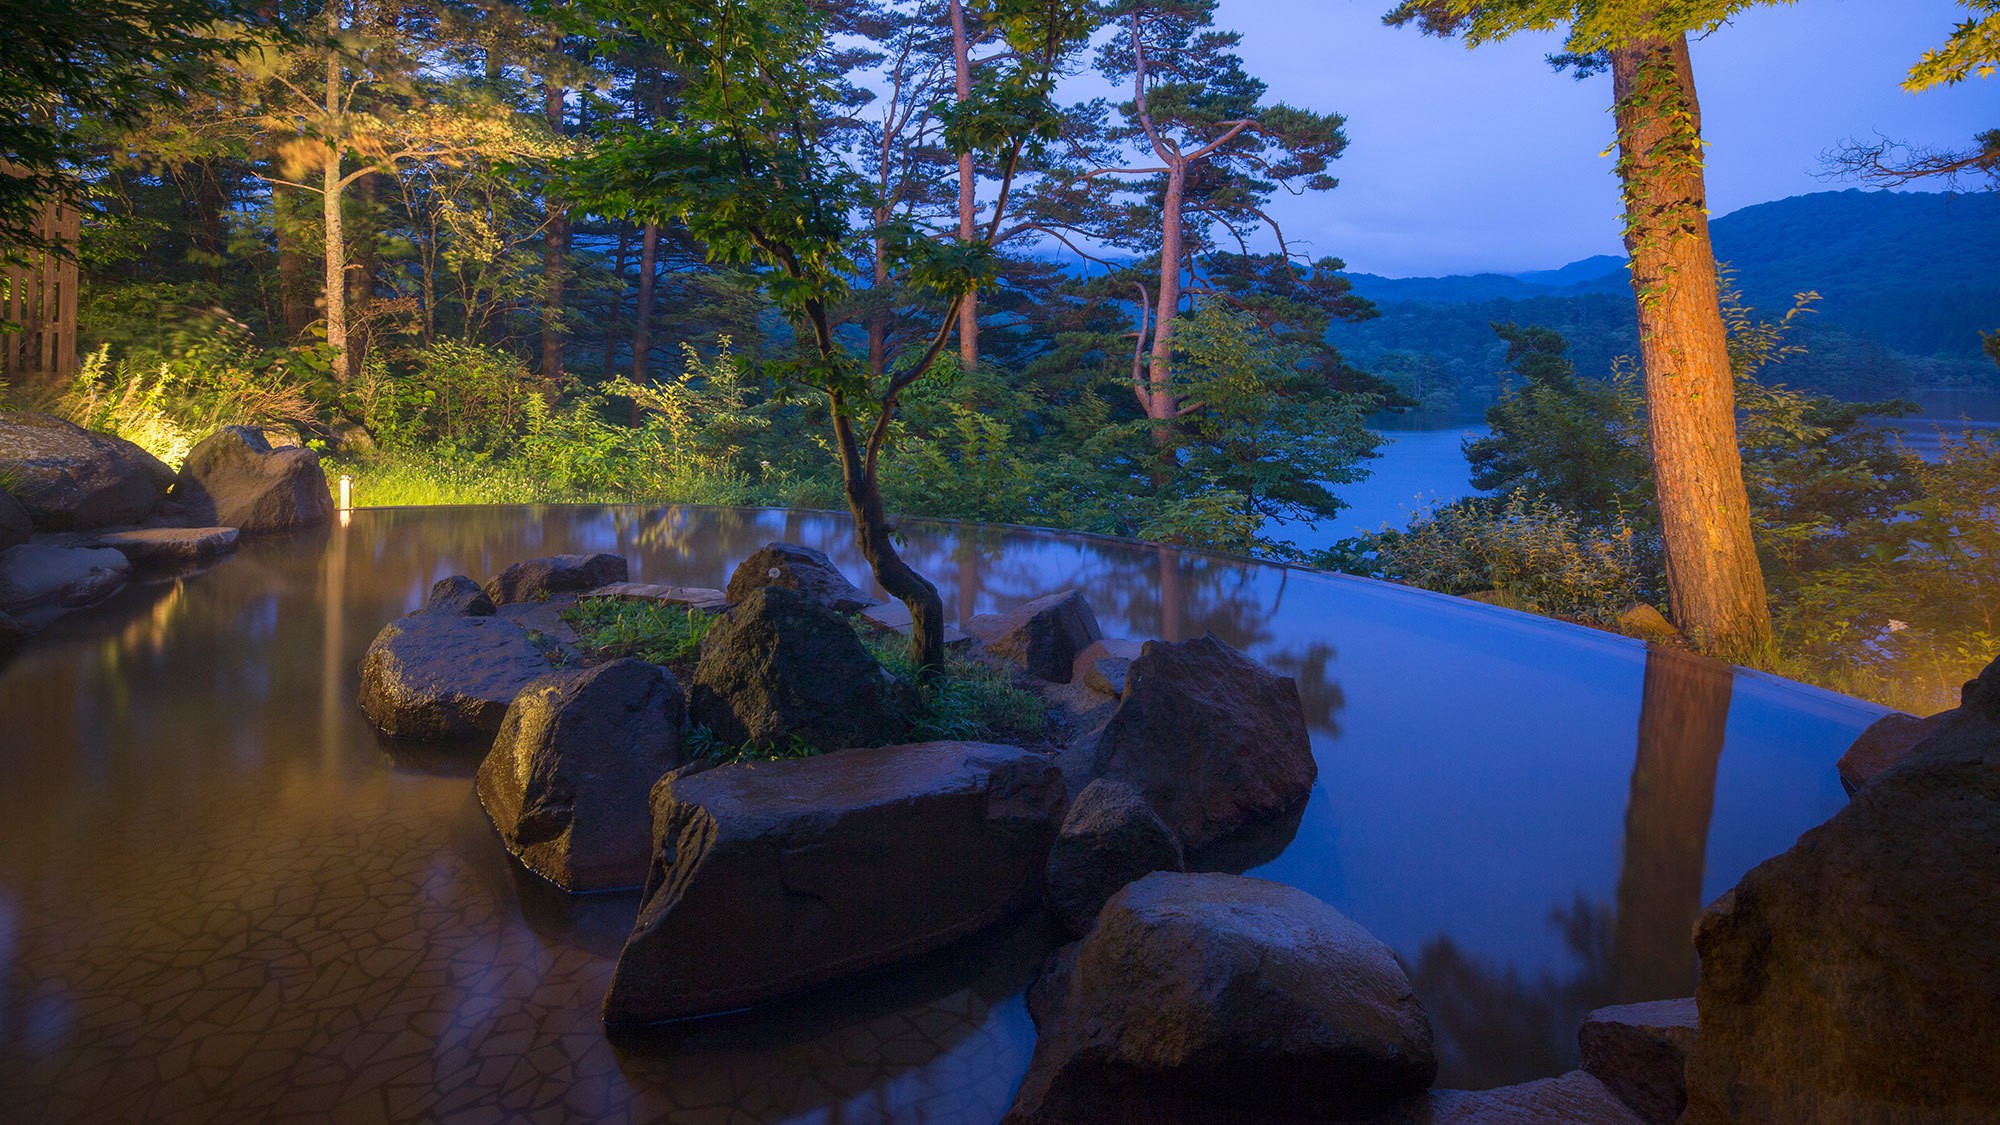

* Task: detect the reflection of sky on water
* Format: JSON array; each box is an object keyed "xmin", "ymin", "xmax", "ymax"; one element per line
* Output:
[{"xmin": 0, "ymin": 505, "xmax": 1885, "ymax": 1114}]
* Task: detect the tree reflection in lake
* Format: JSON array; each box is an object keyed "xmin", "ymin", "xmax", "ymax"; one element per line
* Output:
[{"xmin": 1409, "ymin": 646, "xmax": 1733, "ymax": 1088}]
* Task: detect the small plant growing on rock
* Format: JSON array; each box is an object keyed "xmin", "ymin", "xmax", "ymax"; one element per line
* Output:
[{"xmin": 560, "ymin": 600, "xmax": 716, "ymax": 666}]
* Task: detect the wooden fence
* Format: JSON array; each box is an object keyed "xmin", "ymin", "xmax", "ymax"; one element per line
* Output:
[{"xmin": 2, "ymin": 199, "xmax": 80, "ymax": 384}]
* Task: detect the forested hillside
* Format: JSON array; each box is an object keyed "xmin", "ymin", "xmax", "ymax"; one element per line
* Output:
[{"xmin": 1334, "ymin": 190, "xmax": 2000, "ymax": 407}]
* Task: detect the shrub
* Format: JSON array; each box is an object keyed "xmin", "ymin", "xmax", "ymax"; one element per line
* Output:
[{"xmin": 560, "ymin": 599, "xmax": 716, "ymax": 666}]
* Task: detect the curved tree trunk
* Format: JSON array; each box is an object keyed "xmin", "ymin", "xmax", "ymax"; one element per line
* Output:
[
  {"xmin": 1611, "ymin": 33, "xmax": 1772, "ymax": 660},
  {"xmin": 832, "ymin": 397, "xmax": 946, "ymax": 672}
]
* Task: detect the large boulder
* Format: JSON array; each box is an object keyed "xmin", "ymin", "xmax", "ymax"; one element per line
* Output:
[
  {"xmin": 1005, "ymin": 872, "xmax": 1437, "ymax": 1125},
  {"xmin": 1084, "ymin": 633, "xmax": 1316, "ymax": 851},
  {"xmin": 1682, "ymin": 686, "xmax": 2000, "ymax": 1123},
  {"xmin": 476, "ymin": 658, "xmax": 687, "ymax": 892},
  {"xmin": 173, "ymin": 426, "xmax": 331, "ymax": 533},
  {"xmin": 1580, "ymin": 998, "xmax": 1698, "ymax": 1125},
  {"xmin": 688, "ymin": 585, "xmax": 913, "ymax": 752},
  {"xmin": 484, "ymin": 552, "xmax": 627, "ymax": 606},
  {"xmin": 1044, "ymin": 778, "xmax": 1184, "ymax": 936},
  {"xmin": 357, "ymin": 614, "xmax": 557, "ymax": 740},
  {"xmin": 0, "ymin": 412, "xmax": 172, "ymax": 530},
  {"xmin": 602, "ymin": 740, "xmax": 1064, "ymax": 1024},
  {"xmin": 970, "ymin": 590, "xmax": 1103, "ymax": 683},
  {"xmin": 0, "ymin": 490, "xmax": 29, "ymax": 551},
  {"xmin": 0, "ymin": 544, "xmax": 131, "ymax": 613},
  {"xmin": 1835, "ymin": 709, "xmax": 1948, "ymax": 795},
  {"xmin": 93, "ymin": 526, "xmax": 239, "ymax": 567},
  {"xmin": 724, "ymin": 542, "xmax": 877, "ymax": 615}
]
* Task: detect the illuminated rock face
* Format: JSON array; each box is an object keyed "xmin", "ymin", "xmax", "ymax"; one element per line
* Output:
[
  {"xmin": 1683, "ymin": 693, "xmax": 2000, "ymax": 1124},
  {"xmin": 1005, "ymin": 872, "xmax": 1437, "ymax": 1125},
  {"xmin": 477, "ymin": 658, "xmax": 686, "ymax": 892},
  {"xmin": 0, "ymin": 411, "xmax": 172, "ymax": 530},
  {"xmin": 602, "ymin": 740, "xmax": 1064, "ymax": 1025},
  {"xmin": 969, "ymin": 589, "xmax": 1103, "ymax": 684},
  {"xmin": 1579, "ymin": 998, "xmax": 1698, "ymax": 1125},
  {"xmin": 173, "ymin": 426, "xmax": 331, "ymax": 533},
  {"xmin": 724, "ymin": 541, "xmax": 878, "ymax": 615},
  {"xmin": 1084, "ymin": 633, "xmax": 1315, "ymax": 851}
]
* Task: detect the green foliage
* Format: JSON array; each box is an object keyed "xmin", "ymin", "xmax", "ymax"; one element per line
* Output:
[
  {"xmin": 1334, "ymin": 494, "xmax": 1661, "ymax": 625},
  {"xmin": 1905, "ymin": 0, "xmax": 2000, "ymax": 90},
  {"xmin": 1466, "ymin": 323, "xmax": 1652, "ymax": 519},
  {"xmin": 1383, "ymin": 0, "xmax": 1794, "ymax": 56},
  {"xmin": 560, "ymin": 599, "xmax": 718, "ymax": 666},
  {"xmin": 857, "ymin": 627, "xmax": 1048, "ymax": 743},
  {"xmin": 354, "ymin": 340, "xmax": 541, "ymax": 455},
  {"xmin": 44, "ymin": 340, "xmax": 315, "ymax": 466}
]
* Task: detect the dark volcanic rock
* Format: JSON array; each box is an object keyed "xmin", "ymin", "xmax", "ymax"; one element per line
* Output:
[
  {"xmin": 0, "ymin": 412, "xmax": 171, "ymax": 530},
  {"xmin": 357, "ymin": 614, "xmax": 556, "ymax": 740},
  {"xmin": 1005, "ymin": 872, "xmax": 1436, "ymax": 1125},
  {"xmin": 0, "ymin": 490, "xmax": 29, "ymax": 551},
  {"xmin": 0, "ymin": 609, "xmax": 26, "ymax": 640},
  {"xmin": 173, "ymin": 426, "xmax": 332, "ymax": 533},
  {"xmin": 688, "ymin": 586, "xmax": 913, "ymax": 752},
  {"xmin": 420, "ymin": 575, "xmax": 495, "ymax": 616},
  {"xmin": 1085, "ymin": 633, "xmax": 1316, "ymax": 850},
  {"xmin": 94, "ymin": 526, "xmax": 239, "ymax": 567},
  {"xmin": 602, "ymin": 740, "xmax": 1064, "ymax": 1024},
  {"xmin": 1394, "ymin": 1071, "xmax": 1644, "ymax": 1124},
  {"xmin": 477, "ymin": 659, "xmax": 687, "ymax": 892},
  {"xmin": 969, "ymin": 590, "xmax": 1103, "ymax": 683},
  {"xmin": 725, "ymin": 542, "xmax": 877, "ymax": 614},
  {"xmin": 484, "ymin": 552, "xmax": 628, "ymax": 606},
  {"xmin": 1071, "ymin": 637, "xmax": 1143, "ymax": 698},
  {"xmin": 1836, "ymin": 709, "xmax": 1948, "ymax": 795},
  {"xmin": 1045, "ymin": 778, "xmax": 1184, "ymax": 936},
  {"xmin": 1580, "ymin": 998, "xmax": 1697, "ymax": 1125},
  {"xmin": 1682, "ymin": 695, "xmax": 2000, "ymax": 1123},
  {"xmin": 0, "ymin": 544, "xmax": 131, "ymax": 612}
]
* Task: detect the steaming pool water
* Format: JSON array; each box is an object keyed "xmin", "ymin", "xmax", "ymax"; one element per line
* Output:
[{"xmin": 0, "ymin": 505, "xmax": 1885, "ymax": 1122}]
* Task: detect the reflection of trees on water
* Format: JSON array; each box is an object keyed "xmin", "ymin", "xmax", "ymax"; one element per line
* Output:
[{"xmin": 1409, "ymin": 647, "xmax": 1732, "ymax": 1089}]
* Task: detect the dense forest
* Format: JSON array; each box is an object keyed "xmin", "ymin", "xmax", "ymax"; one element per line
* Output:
[{"xmin": 4, "ymin": 0, "xmax": 1999, "ymax": 706}]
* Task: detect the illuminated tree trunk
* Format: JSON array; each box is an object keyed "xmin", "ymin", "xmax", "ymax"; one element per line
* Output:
[
  {"xmin": 832, "ymin": 395, "xmax": 946, "ymax": 672},
  {"xmin": 950, "ymin": 0, "xmax": 978, "ymax": 372},
  {"xmin": 1611, "ymin": 33, "xmax": 1772, "ymax": 659},
  {"xmin": 321, "ymin": 0, "xmax": 349, "ymax": 383},
  {"xmin": 632, "ymin": 221, "xmax": 658, "ymax": 381},
  {"xmin": 541, "ymin": 82, "xmax": 569, "ymax": 385}
]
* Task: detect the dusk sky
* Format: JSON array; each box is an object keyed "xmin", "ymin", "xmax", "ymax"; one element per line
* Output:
[{"xmin": 1195, "ymin": 0, "xmax": 1996, "ymax": 277}]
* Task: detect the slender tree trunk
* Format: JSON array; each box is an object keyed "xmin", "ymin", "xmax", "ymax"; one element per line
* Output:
[
  {"xmin": 632, "ymin": 221, "xmax": 659, "ymax": 381},
  {"xmin": 868, "ymin": 225, "xmax": 889, "ymax": 377},
  {"xmin": 1143, "ymin": 160, "xmax": 1189, "ymax": 481},
  {"xmin": 541, "ymin": 82, "xmax": 569, "ymax": 386},
  {"xmin": 604, "ymin": 225, "xmax": 628, "ymax": 378},
  {"xmin": 191, "ymin": 161, "xmax": 228, "ymax": 284},
  {"xmin": 321, "ymin": 1, "xmax": 349, "ymax": 383},
  {"xmin": 1613, "ymin": 646, "xmax": 1730, "ymax": 1001},
  {"xmin": 950, "ymin": 0, "xmax": 978, "ymax": 372},
  {"xmin": 1612, "ymin": 33, "xmax": 1772, "ymax": 659},
  {"xmin": 345, "ymin": 170, "xmax": 377, "ymax": 382},
  {"xmin": 273, "ymin": 181, "xmax": 312, "ymax": 339}
]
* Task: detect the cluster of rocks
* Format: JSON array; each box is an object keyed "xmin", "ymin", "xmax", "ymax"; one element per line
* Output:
[{"xmin": 0, "ymin": 415, "xmax": 332, "ymax": 636}]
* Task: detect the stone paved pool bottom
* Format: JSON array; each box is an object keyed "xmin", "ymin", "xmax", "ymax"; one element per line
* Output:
[{"xmin": 0, "ymin": 505, "xmax": 1883, "ymax": 1122}]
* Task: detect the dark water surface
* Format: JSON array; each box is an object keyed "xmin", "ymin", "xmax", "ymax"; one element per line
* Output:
[{"xmin": 0, "ymin": 505, "xmax": 1882, "ymax": 1123}]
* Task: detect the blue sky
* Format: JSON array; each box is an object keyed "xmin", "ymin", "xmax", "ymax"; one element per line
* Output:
[{"xmin": 1203, "ymin": 0, "xmax": 1996, "ymax": 277}]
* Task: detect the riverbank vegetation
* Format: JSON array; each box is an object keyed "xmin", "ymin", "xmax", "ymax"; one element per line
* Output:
[{"xmin": 3, "ymin": 0, "xmax": 1997, "ymax": 705}]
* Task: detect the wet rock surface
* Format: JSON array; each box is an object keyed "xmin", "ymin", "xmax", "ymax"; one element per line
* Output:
[
  {"xmin": 484, "ymin": 552, "xmax": 627, "ymax": 606},
  {"xmin": 93, "ymin": 526, "xmax": 239, "ymax": 567},
  {"xmin": 603, "ymin": 740, "xmax": 1064, "ymax": 1025},
  {"xmin": 172, "ymin": 426, "xmax": 331, "ymax": 533},
  {"xmin": 357, "ymin": 614, "xmax": 558, "ymax": 741},
  {"xmin": 419, "ymin": 575, "xmax": 496, "ymax": 616},
  {"xmin": 1083, "ymin": 633, "xmax": 1316, "ymax": 850},
  {"xmin": 1683, "ymin": 685, "xmax": 2000, "ymax": 1123},
  {"xmin": 477, "ymin": 658, "xmax": 687, "ymax": 892},
  {"xmin": 0, "ymin": 489, "xmax": 29, "ymax": 550},
  {"xmin": 1579, "ymin": 998, "xmax": 1697, "ymax": 1125},
  {"xmin": 1006, "ymin": 872, "xmax": 1436, "ymax": 1125},
  {"xmin": 1071, "ymin": 637, "xmax": 1143, "ymax": 698},
  {"xmin": 1044, "ymin": 778, "xmax": 1184, "ymax": 936},
  {"xmin": 724, "ymin": 542, "xmax": 877, "ymax": 614},
  {"xmin": 1392, "ymin": 1070, "xmax": 1644, "ymax": 1124},
  {"xmin": 969, "ymin": 590, "xmax": 1103, "ymax": 683},
  {"xmin": 0, "ymin": 412, "xmax": 172, "ymax": 530},
  {"xmin": 0, "ymin": 544, "xmax": 132, "ymax": 613},
  {"xmin": 689, "ymin": 586, "xmax": 913, "ymax": 752}
]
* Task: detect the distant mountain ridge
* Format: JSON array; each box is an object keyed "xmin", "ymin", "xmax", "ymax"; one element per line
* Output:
[{"xmin": 1331, "ymin": 190, "xmax": 2000, "ymax": 402}]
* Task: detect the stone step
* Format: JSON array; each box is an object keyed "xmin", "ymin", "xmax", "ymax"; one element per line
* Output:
[
  {"xmin": 583, "ymin": 582, "xmax": 729, "ymax": 612},
  {"xmin": 92, "ymin": 526, "xmax": 240, "ymax": 566}
]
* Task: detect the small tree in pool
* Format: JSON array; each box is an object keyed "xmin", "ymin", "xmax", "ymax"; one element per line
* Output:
[{"xmin": 572, "ymin": 0, "xmax": 1091, "ymax": 674}]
